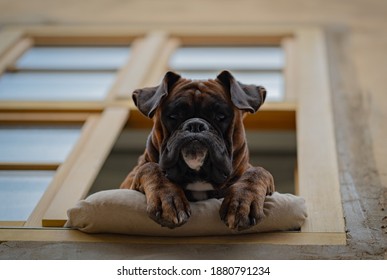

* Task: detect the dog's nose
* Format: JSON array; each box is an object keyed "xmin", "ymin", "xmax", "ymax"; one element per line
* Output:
[{"xmin": 183, "ymin": 118, "xmax": 209, "ymax": 133}]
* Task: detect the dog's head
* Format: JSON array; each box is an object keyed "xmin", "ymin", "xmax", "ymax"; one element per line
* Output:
[{"xmin": 133, "ymin": 70, "xmax": 266, "ymax": 187}]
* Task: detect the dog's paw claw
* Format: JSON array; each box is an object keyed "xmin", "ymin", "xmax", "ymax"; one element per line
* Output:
[
  {"xmin": 220, "ymin": 189, "xmax": 265, "ymax": 231},
  {"xmin": 146, "ymin": 188, "xmax": 191, "ymax": 229},
  {"xmin": 177, "ymin": 211, "xmax": 189, "ymax": 224}
]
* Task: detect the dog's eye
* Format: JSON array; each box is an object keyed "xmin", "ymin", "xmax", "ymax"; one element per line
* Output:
[
  {"xmin": 168, "ymin": 114, "xmax": 178, "ymax": 120},
  {"xmin": 215, "ymin": 114, "xmax": 226, "ymax": 121}
]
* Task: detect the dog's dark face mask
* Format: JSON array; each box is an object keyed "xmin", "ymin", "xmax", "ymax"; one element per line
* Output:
[
  {"xmin": 132, "ymin": 70, "xmax": 266, "ymax": 188},
  {"xmin": 159, "ymin": 82, "xmax": 234, "ymax": 187}
]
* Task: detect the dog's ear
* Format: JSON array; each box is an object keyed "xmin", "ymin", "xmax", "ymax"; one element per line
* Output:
[
  {"xmin": 132, "ymin": 71, "xmax": 181, "ymax": 118},
  {"xmin": 217, "ymin": 70, "xmax": 266, "ymax": 113}
]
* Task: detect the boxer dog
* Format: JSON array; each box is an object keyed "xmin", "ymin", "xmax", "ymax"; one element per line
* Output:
[{"xmin": 121, "ymin": 70, "xmax": 275, "ymax": 231}]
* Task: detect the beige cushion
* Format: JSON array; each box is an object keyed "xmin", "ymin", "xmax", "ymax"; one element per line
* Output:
[{"xmin": 65, "ymin": 190, "xmax": 307, "ymax": 236}]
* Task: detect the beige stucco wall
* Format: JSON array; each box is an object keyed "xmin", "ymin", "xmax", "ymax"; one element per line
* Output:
[{"xmin": 0, "ymin": 0, "xmax": 386, "ymax": 259}]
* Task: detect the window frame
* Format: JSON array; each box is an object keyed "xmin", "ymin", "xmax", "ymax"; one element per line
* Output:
[
  {"xmin": 0, "ymin": 26, "xmax": 345, "ymax": 246},
  {"xmin": 0, "ymin": 112, "xmax": 93, "ymax": 226},
  {"xmin": 0, "ymin": 110, "xmax": 128, "ymax": 227},
  {"xmin": 0, "ymin": 29, "xmax": 132, "ymax": 227}
]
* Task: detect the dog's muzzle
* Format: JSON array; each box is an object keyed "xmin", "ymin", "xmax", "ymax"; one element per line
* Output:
[
  {"xmin": 180, "ymin": 118, "xmax": 210, "ymax": 171},
  {"xmin": 160, "ymin": 117, "xmax": 232, "ymax": 186}
]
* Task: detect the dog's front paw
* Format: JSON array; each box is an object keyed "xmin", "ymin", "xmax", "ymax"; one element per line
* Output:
[
  {"xmin": 146, "ymin": 185, "xmax": 191, "ymax": 229},
  {"xmin": 219, "ymin": 186, "xmax": 265, "ymax": 231}
]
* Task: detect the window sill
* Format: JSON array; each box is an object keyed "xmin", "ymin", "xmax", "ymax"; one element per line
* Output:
[{"xmin": 0, "ymin": 228, "xmax": 346, "ymax": 245}]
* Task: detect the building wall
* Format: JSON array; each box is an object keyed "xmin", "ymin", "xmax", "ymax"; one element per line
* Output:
[{"xmin": 0, "ymin": 0, "xmax": 386, "ymax": 259}]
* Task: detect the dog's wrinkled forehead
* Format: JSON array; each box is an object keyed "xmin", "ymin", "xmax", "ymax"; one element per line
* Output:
[{"xmin": 165, "ymin": 78, "xmax": 230, "ymax": 105}]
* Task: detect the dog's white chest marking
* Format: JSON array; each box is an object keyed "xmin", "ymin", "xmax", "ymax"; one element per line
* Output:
[
  {"xmin": 186, "ymin": 181, "xmax": 214, "ymax": 201},
  {"xmin": 186, "ymin": 181, "xmax": 214, "ymax": 191}
]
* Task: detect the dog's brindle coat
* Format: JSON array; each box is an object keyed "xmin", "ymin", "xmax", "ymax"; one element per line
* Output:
[{"xmin": 121, "ymin": 71, "xmax": 275, "ymax": 230}]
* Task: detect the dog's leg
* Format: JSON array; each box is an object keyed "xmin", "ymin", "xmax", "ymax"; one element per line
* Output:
[
  {"xmin": 121, "ymin": 162, "xmax": 191, "ymax": 228},
  {"xmin": 219, "ymin": 166, "xmax": 275, "ymax": 231}
]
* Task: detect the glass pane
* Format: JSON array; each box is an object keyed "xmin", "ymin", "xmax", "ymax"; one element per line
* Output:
[
  {"xmin": 170, "ymin": 47, "xmax": 284, "ymax": 71},
  {"xmin": 16, "ymin": 47, "xmax": 131, "ymax": 70},
  {"xmin": 0, "ymin": 126, "xmax": 81, "ymax": 163},
  {"xmin": 0, "ymin": 171, "xmax": 54, "ymax": 221},
  {"xmin": 0, "ymin": 72, "xmax": 115, "ymax": 101},
  {"xmin": 177, "ymin": 71, "xmax": 284, "ymax": 102}
]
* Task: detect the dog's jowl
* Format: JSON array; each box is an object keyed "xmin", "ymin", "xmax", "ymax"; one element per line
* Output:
[{"xmin": 121, "ymin": 70, "xmax": 275, "ymax": 230}]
